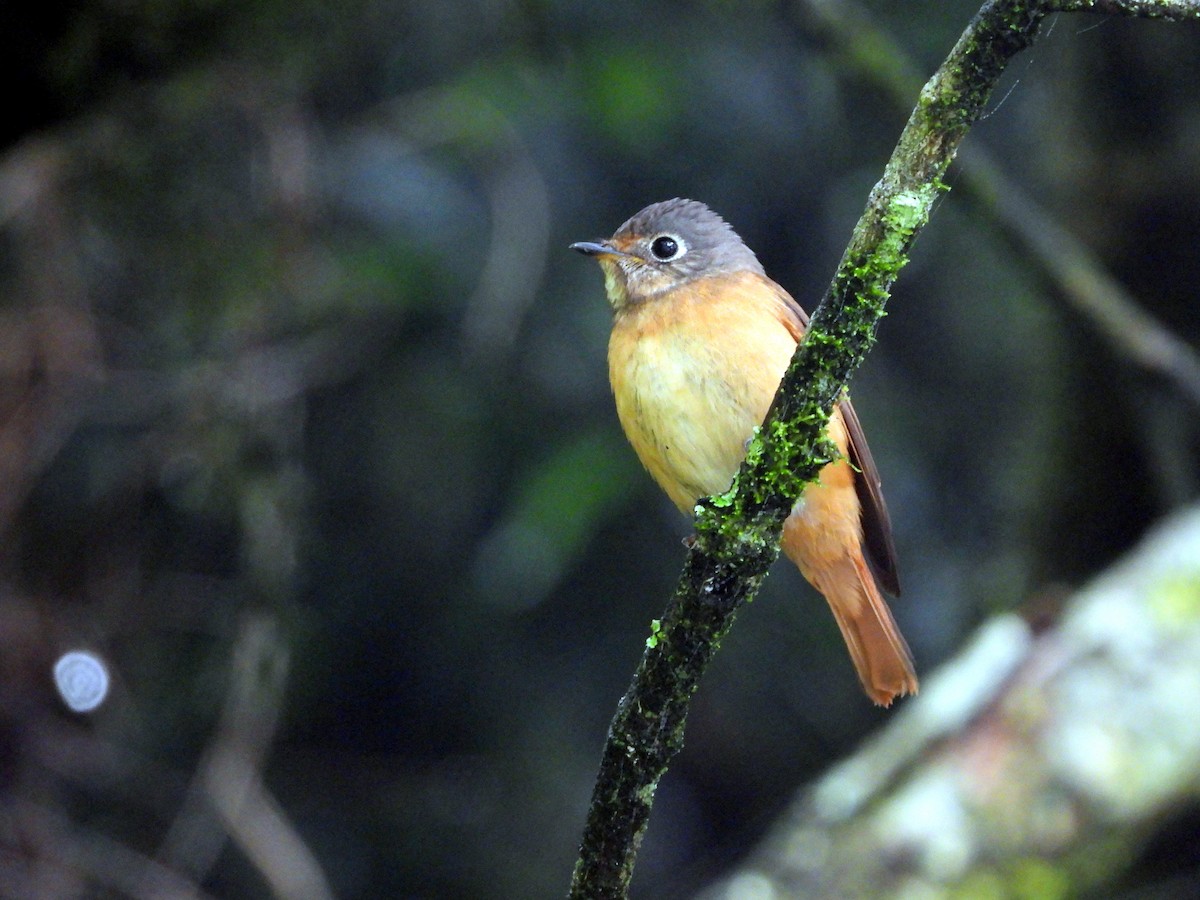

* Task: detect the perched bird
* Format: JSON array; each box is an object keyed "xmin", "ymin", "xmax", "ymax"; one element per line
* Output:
[{"xmin": 571, "ymin": 198, "xmax": 917, "ymax": 705}]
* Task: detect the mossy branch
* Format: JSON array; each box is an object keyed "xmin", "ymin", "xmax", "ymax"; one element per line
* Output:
[
  {"xmin": 795, "ymin": 0, "xmax": 1200, "ymax": 409},
  {"xmin": 568, "ymin": 1, "xmax": 1200, "ymax": 897}
]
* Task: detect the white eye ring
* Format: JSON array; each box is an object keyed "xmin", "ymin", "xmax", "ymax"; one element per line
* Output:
[{"xmin": 649, "ymin": 234, "xmax": 686, "ymax": 261}]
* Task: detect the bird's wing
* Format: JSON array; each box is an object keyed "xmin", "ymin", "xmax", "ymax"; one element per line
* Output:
[{"xmin": 769, "ymin": 282, "xmax": 901, "ymax": 596}]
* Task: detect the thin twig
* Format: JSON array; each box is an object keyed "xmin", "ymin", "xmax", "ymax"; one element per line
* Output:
[
  {"xmin": 203, "ymin": 616, "xmax": 334, "ymax": 900},
  {"xmin": 976, "ymin": 148, "xmax": 1200, "ymax": 407},
  {"xmin": 159, "ymin": 615, "xmax": 335, "ymax": 899}
]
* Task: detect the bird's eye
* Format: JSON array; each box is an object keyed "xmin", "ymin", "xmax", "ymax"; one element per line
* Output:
[{"xmin": 650, "ymin": 235, "xmax": 682, "ymax": 261}]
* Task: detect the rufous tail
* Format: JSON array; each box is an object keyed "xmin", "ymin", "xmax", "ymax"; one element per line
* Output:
[{"xmin": 789, "ymin": 549, "xmax": 918, "ymax": 707}]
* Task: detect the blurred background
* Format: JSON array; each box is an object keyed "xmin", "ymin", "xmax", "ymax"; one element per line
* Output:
[{"xmin": 2, "ymin": 1, "xmax": 1199, "ymax": 897}]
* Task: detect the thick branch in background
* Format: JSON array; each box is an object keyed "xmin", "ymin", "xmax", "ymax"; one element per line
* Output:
[
  {"xmin": 700, "ymin": 502, "xmax": 1200, "ymax": 898},
  {"xmin": 563, "ymin": 0, "xmax": 1179, "ymax": 895}
]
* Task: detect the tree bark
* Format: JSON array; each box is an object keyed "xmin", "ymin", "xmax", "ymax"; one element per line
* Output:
[{"xmin": 700, "ymin": 503, "xmax": 1200, "ymax": 898}]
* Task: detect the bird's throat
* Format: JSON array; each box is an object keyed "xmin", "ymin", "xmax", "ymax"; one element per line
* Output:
[{"xmin": 599, "ymin": 260, "xmax": 630, "ymax": 311}]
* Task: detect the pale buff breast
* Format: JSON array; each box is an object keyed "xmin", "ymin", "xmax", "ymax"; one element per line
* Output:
[{"xmin": 607, "ymin": 272, "xmax": 799, "ymax": 513}]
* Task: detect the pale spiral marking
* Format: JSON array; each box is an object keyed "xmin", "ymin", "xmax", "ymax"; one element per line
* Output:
[{"xmin": 53, "ymin": 650, "xmax": 110, "ymax": 713}]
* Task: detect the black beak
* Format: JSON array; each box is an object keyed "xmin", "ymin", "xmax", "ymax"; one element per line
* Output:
[{"xmin": 569, "ymin": 240, "xmax": 630, "ymax": 258}]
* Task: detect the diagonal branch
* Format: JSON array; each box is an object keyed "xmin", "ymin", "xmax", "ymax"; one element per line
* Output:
[
  {"xmin": 795, "ymin": 0, "xmax": 1200, "ymax": 409},
  {"xmin": 568, "ymin": 1, "xmax": 1200, "ymax": 897}
]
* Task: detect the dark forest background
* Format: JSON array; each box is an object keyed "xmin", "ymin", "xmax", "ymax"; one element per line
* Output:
[{"xmin": 2, "ymin": 1, "xmax": 1199, "ymax": 897}]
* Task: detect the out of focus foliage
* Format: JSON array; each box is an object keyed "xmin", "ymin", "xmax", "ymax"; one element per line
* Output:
[{"xmin": 1, "ymin": 1, "xmax": 1198, "ymax": 897}]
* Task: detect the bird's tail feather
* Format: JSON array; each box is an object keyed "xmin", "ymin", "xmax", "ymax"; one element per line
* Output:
[{"xmin": 808, "ymin": 553, "xmax": 918, "ymax": 707}]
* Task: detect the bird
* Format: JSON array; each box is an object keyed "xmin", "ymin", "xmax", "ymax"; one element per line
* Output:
[{"xmin": 571, "ymin": 198, "xmax": 917, "ymax": 706}]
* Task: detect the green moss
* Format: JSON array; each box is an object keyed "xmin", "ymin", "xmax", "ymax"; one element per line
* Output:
[
  {"xmin": 635, "ymin": 779, "xmax": 659, "ymax": 806},
  {"xmin": 885, "ymin": 188, "xmax": 929, "ymax": 232},
  {"xmin": 645, "ymin": 618, "xmax": 663, "ymax": 649},
  {"xmin": 870, "ymin": 188, "xmax": 930, "ymax": 281},
  {"xmin": 952, "ymin": 868, "xmax": 1006, "ymax": 900},
  {"xmin": 1147, "ymin": 570, "xmax": 1200, "ymax": 626},
  {"xmin": 1010, "ymin": 857, "xmax": 1072, "ymax": 900}
]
